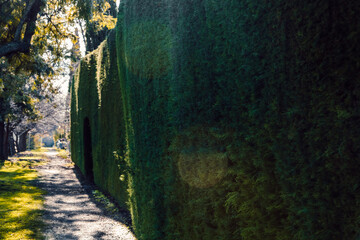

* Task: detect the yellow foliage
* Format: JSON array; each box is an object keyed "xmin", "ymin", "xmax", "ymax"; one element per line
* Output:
[{"xmin": 91, "ymin": 13, "xmax": 117, "ymax": 30}]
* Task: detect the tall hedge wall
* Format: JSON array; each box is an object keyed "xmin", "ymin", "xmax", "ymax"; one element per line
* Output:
[
  {"xmin": 71, "ymin": 31, "xmax": 129, "ymax": 208},
  {"xmin": 71, "ymin": 50, "xmax": 98, "ymax": 175},
  {"xmin": 71, "ymin": 0, "xmax": 360, "ymax": 239}
]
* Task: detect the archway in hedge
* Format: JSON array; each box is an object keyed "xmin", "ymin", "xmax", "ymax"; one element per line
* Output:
[{"xmin": 83, "ymin": 117, "xmax": 94, "ymax": 182}]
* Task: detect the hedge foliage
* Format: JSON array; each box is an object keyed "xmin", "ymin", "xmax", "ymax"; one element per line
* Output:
[
  {"xmin": 71, "ymin": 31, "xmax": 128, "ymax": 208},
  {"xmin": 71, "ymin": 0, "xmax": 360, "ymax": 239}
]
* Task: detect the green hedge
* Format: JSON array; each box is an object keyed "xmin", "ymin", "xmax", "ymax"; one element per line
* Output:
[
  {"xmin": 71, "ymin": 50, "xmax": 98, "ymax": 174},
  {"xmin": 95, "ymin": 31, "xmax": 129, "ymax": 207},
  {"xmin": 70, "ymin": 32, "xmax": 128, "ymax": 208},
  {"xmin": 71, "ymin": 0, "xmax": 360, "ymax": 239}
]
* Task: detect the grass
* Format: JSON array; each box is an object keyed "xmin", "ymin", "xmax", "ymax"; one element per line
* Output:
[
  {"xmin": 0, "ymin": 155, "xmax": 45, "ymax": 239},
  {"xmin": 56, "ymin": 149, "xmax": 69, "ymax": 160},
  {"xmin": 92, "ymin": 190, "xmax": 119, "ymax": 214},
  {"xmin": 31, "ymin": 148, "xmax": 49, "ymax": 153}
]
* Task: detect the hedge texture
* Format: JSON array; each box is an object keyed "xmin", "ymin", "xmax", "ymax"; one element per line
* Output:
[
  {"xmin": 71, "ymin": 0, "xmax": 360, "ymax": 239},
  {"xmin": 71, "ymin": 32, "xmax": 129, "ymax": 207}
]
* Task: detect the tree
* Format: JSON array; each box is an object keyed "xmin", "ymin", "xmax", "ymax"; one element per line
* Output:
[
  {"xmin": 0, "ymin": 0, "xmax": 118, "ymax": 161},
  {"xmin": 0, "ymin": 0, "xmax": 45, "ymax": 58},
  {"xmin": 69, "ymin": 0, "xmax": 117, "ymax": 52},
  {"xmin": 0, "ymin": 0, "xmax": 70, "ymax": 160},
  {"xmin": 0, "ymin": 55, "xmax": 55, "ymax": 158}
]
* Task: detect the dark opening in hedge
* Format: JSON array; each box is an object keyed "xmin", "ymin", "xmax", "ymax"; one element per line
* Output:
[{"xmin": 83, "ymin": 117, "xmax": 94, "ymax": 183}]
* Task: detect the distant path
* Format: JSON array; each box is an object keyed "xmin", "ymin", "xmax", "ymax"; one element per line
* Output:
[{"xmin": 35, "ymin": 148, "xmax": 136, "ymax": 240}]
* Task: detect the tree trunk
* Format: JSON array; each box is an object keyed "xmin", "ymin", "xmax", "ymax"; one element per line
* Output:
[
  {"xmin": 0, "ymin": 121, "xmax": 5, "ymax": 161},
  {"xmin": 15, "ymin": 134, "xmax": 19, "ymax": 152},
  {"xmin": 8, "ymin": 133, "xmax": 15, "ymax": 156},
  {"xmin": 18, "ymin": 131, "xmax": 28, "ymax": 152},
  {"xmin": 3, "ymin": 119, "xmax": 10, "ymax": 160}
]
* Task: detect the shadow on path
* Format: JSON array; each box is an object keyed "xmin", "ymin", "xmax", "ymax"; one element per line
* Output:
[{"xmin": 33, "ymin": 148, "xmax": 135, "ymax": 240}]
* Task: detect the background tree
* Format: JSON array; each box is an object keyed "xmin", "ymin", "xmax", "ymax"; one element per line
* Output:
[
  {"xmin": 70, "ymin": 0, "xmax": 117, "ymax": 52},
  {"xmin": 0, "ymin": 0, "xmax": 72, "ymax": 160},
  {"xmin": 0, "ymin": 0, "xmax": 118, "ymax": 161}
]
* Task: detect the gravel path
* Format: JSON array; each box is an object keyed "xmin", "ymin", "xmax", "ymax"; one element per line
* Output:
[{"xmin": 35, "ymin": 149, "xmax": 136, "ymax": 240}]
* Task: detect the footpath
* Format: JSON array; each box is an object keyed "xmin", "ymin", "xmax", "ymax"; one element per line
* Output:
[{"xmin": 36, "ymin": 148, "xmax": 136, "ymax": 240}]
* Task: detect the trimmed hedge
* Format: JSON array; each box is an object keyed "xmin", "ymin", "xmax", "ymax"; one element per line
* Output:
[
  {"xmin": 71, "ymin": 0, "xmax": 360, "ymax": 239},
  {"xmin": 71, "ymin": 50, "xmax": 98, "ymax": 176},
  {"xmin": 71, "ymin": 32, "xmax": 128, "ymax": 208}
]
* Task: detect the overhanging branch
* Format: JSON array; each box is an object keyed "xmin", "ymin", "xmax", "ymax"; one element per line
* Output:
[
  {"xmin": 0, "ymin": 41, "xmax": 31, "ymax": 57},
  {"xmin": 0, "ymin": 0, "xmax": 45, "ymax": 58}
]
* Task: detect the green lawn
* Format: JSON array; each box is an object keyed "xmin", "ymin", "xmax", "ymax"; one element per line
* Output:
[{"xmin": 0, "ymin": 155, "xmax": 45, "ymax": 239}]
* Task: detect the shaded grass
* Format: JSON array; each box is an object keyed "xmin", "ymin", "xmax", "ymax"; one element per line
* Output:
[
  {"xmin": 8, "ymin": 156, "xmax": 48, "ymax": 169},
  {"xmin": 12, "ymin": 148, "xmax": 49, "ymax": 160},
  {"xmin": 92, "ymin": 190, "xmax": 120, "ymax": 214},
  {"xmin": 31, "ymin": 147, "xmax": 52, "ymax": 153},
  {"xmin": 0, "ymin": 158, "xmax": 45, "ymax": 239}
]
